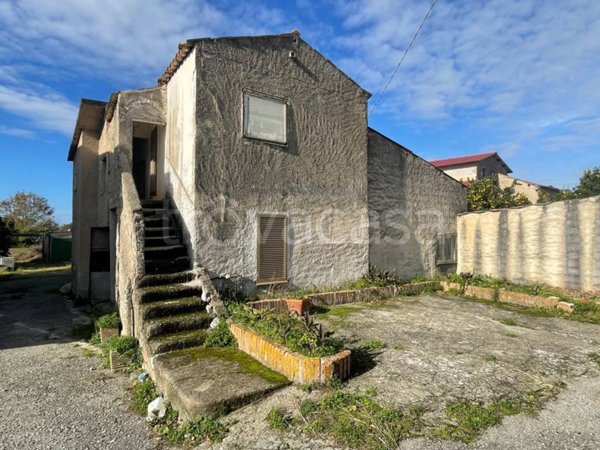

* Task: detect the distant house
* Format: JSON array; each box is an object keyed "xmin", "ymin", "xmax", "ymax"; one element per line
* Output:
[
  {"xmin": 67, "ymin": 32, "xmax": 466, "ymax": 333},
  {"xmin": 430, "ymin": 151, "xmax": 559, "ymax": 203},
  {"xmin": 429, "ymin": 151, "xmax": 512, "ymax": 183}
]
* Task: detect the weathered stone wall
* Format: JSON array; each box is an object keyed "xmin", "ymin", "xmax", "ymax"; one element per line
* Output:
[
  {"xmin": 164, "ymin": 47, "xmax": 198, "ymax": 261},
  {"xmin": 457, "ymin": 196, "xmax": 600, "ymax": 291},
  {"xmin": 115, "ymin": 166, "xmax": 145, "ymax": 336},
  {"xmin": 367, "ymin": 129, "xmax": 467, "ymax": 279},
  {"xmin": 71, "ymin": 131, "xmax": 100, "ymax": 300},
  {"xmin": 190, "ymin": 36, "xmax": 370, "ymax": 289}
]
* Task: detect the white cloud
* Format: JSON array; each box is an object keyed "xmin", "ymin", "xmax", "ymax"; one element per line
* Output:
[
  {"xmin": 332, "ymin": 0, "xmax": 600, "ymax": 125},
  {"xmin": 0, "ymin": 85, "xmax": 78, "ymax": 135},
  {"xmin": 0, "ymin": 125, "xmax": 35, "ymax": 138}
]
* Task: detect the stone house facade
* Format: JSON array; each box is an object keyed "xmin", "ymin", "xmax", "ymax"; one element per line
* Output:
[{"xmin": 68, "ymin": 32, "xmax": 466, "ymax": 319}]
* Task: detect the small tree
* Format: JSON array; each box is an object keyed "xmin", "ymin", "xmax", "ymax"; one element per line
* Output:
[
  {"xmin": 467, "ymin": 175, "xmax": 531, "ymax": 211},
  {"xmin": 538, "ymin": 167, "xmax": 600, "ymax": 203},
  {"xmin": 0, "ymin": 217, "xmax": 14, "ymax": 256},
  {"xmin": 0, "ymin": 192, "xmax": 58, "ymax": 236}
]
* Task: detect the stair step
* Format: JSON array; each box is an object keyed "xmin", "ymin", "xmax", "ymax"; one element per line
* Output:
[
  {"xmin": 144, "ymin": 216, "xmax": 171, "ymax": 227},
  {"xmin": 141, "ymin": 200, "xmax": 164, "ymax": 209},
  {"xmin": 143, "ymin": 208, "xmax": 170, "ymax": 216},
  {"xmin": 139, "ymin": 284, "xmax": 202, "ymax": 303},
  {"xmin": 145, "ymin": 226, "xmax": 177, "ymax": 238},
  {"xmin": 145, "ymin": 256, "xmax": 190, "ymax": 274},
  {"xmin": 147, "ymin": 329, "xmax": 208, "ymax": 355},
  {"xmin": 141, "ymin": 297, "xmax": 206, "ymax": 320},
  {"xmin": 145, "ymin": 235, "xmax": 182, "ymax": 247},
  {"xmin": 138, "ymin": 271, "xmax": 196, "ymax": 288},
  {"xmin": 144, "ymin": 245, "xmax": 187, "ymax": 260},
  {"xmin": 144, "ymin": 312, "xmax": 213, "ymax": 338}
]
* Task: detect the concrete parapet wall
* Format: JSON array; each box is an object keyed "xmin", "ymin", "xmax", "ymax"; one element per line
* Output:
[{"xmin": 458, "ymin": 196, "xmax": 600, "ymax": 292}]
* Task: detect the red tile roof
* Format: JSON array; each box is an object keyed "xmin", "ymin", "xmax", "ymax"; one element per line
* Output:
[{"xmin": 429, "ymin": 151, "xmax": 498, "ymax": 168}]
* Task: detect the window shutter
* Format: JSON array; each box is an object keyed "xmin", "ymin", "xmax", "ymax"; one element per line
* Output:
[{"xmin": 257, "ymin": 216, "xmax": 287, "ymax": 284}]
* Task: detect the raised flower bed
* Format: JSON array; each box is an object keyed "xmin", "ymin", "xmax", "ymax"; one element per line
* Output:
[
  {"xmin": 96, "ymin": 312, "xmax": 121, "ymax": 343},
  {"xmin": 227, "ymin": 305, "xmax": 350, "ymax": 384},
  {"xmin": 229, "ymin": 322, "xmax": 350, "ymax": 384}
]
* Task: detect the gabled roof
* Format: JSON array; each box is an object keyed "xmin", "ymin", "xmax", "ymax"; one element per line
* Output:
[
  {"xmin": 429, "ymin": 151, "xmax": 512, "ymax": 173},
  {"xmin": 67, "ymin": 99, "xmax": 106, "ymax": 161},
  {"xmin": 156, "ymin": 31, "xmax": 371, "ymax": 98}
]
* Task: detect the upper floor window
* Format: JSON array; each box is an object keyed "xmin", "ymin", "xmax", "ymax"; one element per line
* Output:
[{"xmin": 243, "ymin": 93, "xmax": 287, "ymax": 144}]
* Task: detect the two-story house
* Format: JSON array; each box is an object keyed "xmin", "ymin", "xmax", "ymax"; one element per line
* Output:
[{"xmin": 68, "ymin": 32, "xmax": 466, "ymax": 342}]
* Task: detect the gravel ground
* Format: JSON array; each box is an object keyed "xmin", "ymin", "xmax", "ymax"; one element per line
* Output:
[
  {"xmin": 0, "ymin": 272, "xmax": 160, "ymax": 450},
  {"xmin": 2, "ymin": 275, "xmax": 600, "ymax": 450}
]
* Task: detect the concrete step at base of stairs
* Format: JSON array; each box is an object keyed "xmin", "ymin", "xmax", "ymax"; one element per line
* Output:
[
  {"xmin": 145, "ymin": 256, "xmax": 190, "ymax": 275},
  {"xmin": 140, "ymin": 297, "xmax": 206, "ymax": 320},
  {"xmin": 137, "ymin": 270, "xmax": 196, "ymax": 288},
  {"xmin": 152, "ymin": 347, "xmax": 289, "ymax": 420},
  {"xmin": 147, "ymin": 329, "xmax": 208, "ymax": 355},
  {"xmin": 138, "ymin": 284, "xmax": 202, "ymax": 303},
  {"xmin": 144, "ymin": 311, "xmax": 213, "ymax": 338}
]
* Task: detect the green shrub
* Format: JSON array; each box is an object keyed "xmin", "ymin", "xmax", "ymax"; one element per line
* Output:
[
  {"xmin": 103, "ymin": 335, "xmax": 141, "ymax": 370},
  {"xmin": 203, "ymin": 319, "xmax": 237, "ymax": 348},
  {"xmin": 131, "ymin": 379, "xmax": 159, "ymax": 415},
  {"xmin": 266, "ymin": 407, "xmax": 292, "ymax": 431},
  {"xmin": 96, "ymin": 312, "xmax": 121, "ymax": 329}
]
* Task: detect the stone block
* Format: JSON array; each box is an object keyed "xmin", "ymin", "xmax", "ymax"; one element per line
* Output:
[
  {"xmin": 498, "ymin": 290, "xmax": 559, "ymax": 309},
  {"xmin": 557, "ymin": 301, "xmax": 575, "ymax": 314}
]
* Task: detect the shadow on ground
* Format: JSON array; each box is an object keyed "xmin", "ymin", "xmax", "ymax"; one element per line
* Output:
[{"xmin": 0, "ymin": 270, "xmax": 74, "ymax": 350}]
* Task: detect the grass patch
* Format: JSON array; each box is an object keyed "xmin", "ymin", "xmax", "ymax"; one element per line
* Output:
[
  {"xmin": 498, "ymin": 318, "xmax": 529, "ymax": 328},
  {"xmin": 393, "ymin": 343, "xmax": 406, "ymax": 351},
  {"xmin": 505, "ymin": 332, "xmax": 519, "ymax": 338},
  {"xmin": 433, "ymin": 386, "xmax": 561, "ymax": 443},
  {"xmin": 266, "ymin": 407, "xmax": 292, "ymax": 431},
  {"xmin": 131, "ymin": 379, "xmax": 160, "ymax": 415},
  {"xmin": 588, "ymin": 353, "xmax": 600, "ymax": 368},
  {"xmin": 301, "ymin": 389, "xmax": 425, "ymax": 450},
  {"xmin": 363, "ymin": 339, "xmax": 386, "ymax": 349},
  {"xmin": 130, "ymin": 378, "xmax": 226, "ymax": 445},
  {"xmin": 485, "ymin": 354, "xmax": 497, "ymax": 363},
  {"xmin": 230, "ymin": 305, "xmax": 342, "ymax": 357}
]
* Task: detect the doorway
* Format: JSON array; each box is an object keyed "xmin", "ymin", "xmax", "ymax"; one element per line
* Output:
[{"xmin": 132, "ymin": 122, "xmax": 164, "ymax": 201}]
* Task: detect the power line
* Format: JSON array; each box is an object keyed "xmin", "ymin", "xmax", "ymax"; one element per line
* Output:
[{"xmin": 369, "ymin": 0, "xmax": 439, "ymax": 114}]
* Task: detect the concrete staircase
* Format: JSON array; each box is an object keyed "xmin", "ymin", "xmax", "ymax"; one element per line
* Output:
[
  {"xmin": 134, "ymin": 200, "xmax": 288, "ymax": 421},
  {"xmin": 137, "ymin": 200, "xmax": 213, "ymax": 359}
]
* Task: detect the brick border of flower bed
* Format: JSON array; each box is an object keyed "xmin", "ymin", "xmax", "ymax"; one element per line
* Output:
[
  {"xmin": 228, "ymin": 322, "xmax": 351, "ymax": 384},
  {"xmin": 248, "ymin": 281, "xmax": 442, "ymax": 314},
  {"xmin": 440, "ymin": 281, "xmax": 574, "ymax": 313}
]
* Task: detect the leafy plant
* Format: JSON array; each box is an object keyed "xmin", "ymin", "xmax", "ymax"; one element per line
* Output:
[
  {"xmin": 203, "ymin": 319, "xmax": 237, "ymax": 348},
  {"xmin": 96, "ymin": 312, "xmax": 121, "ymax": 329},
  {"xmin": 230, "ymin": 305, "xmax": 342, "ymax": 357},
  {"xmin": 131, "ymin": 378, "xmax": 159, "ymax": 415},
  {"xmin": 346, "ymin": 266, "xmax": 401, "ymax": 290},
  {"xmin": 103, "ymin": 335, "xmax": 141, "ymax": 370},
  {"xmin": 467, "ymin": 175, "xmax": 531, "ymax": 211},
  {"xmin": 266, "ymin": 407, "xmax": 292, "ymax": 431},
  {"xmin": 363, "ymin": 339, "xmax": 386, "ymax": 349}
]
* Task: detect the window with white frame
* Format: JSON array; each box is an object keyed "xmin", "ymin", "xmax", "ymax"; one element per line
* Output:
[{"xmin": 243, "ymin": 93, "xmax": 287, "ymax": 144}]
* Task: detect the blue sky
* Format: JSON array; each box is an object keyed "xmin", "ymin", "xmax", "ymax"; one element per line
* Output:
[{"xmin": 1, "ymin": 0, "xmax": 599, "ymax": 224}]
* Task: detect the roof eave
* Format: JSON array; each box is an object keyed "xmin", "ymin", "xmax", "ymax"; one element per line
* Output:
[{"xmin": 67, "ymin": 99, "xmax": 106, "ymax": 161}]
